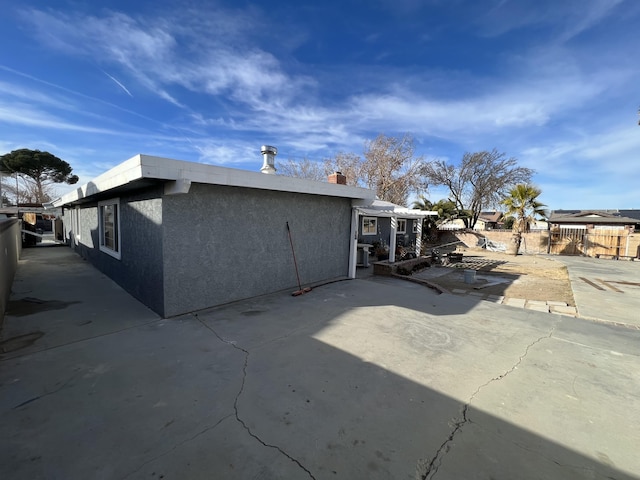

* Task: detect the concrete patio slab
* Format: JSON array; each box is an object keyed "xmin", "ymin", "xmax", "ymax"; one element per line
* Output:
[
  {"xmin": 554, "ymin": 256, "xmax": 640, "ymax": 327},
  {"xmin": 0, "ymin": 246, "xmax": 159, "ymax": 359},
  {"xmin": 1, "ymin": 247, "xmax": 639, "ymax": 479}
]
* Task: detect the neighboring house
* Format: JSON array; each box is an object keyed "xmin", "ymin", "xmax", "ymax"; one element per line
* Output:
[
  {"xmin": 548, "ymin": 210, "xmax": 638, "ymax": 230},
  {"xmin": 440, "ymin": 211, "xmax": 546, "ymax": 231},
  {"xmin": 355, "ymin": 199, "xmax": 437, "ymax": 261},
  {"xmin": 475, "ymin": 211, "xmax": 503, "ymax": 231},
  {"xmin": 50, "ymin": 153, "xmax": 375, "ymax": 317},
  {"xmin": 438, "ymin": 218, "xmax": 466, "ymax": 231},
  {"xmin": 618, "ymin": 210, "xmax": 640, "ymax": 230},
  {"xmin": 547, "ymin": 210, "xmax": 638, "ymax": 257},
  {"xmin": 439, "ymin": 212, "xmax": 503, "ymax": 231},
  {"xmin": 529, "ymin": 219, "xmax": 549, "ymax": 231}
]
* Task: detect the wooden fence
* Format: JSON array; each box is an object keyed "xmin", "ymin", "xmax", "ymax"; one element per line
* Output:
[{"xmin": 447, "ymin": 229, "xmax": 640, "ymax": 258}]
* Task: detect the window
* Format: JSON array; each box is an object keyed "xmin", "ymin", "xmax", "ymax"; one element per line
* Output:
[
  {"xmin": 594, "ymin": 225, "xmax": 624, "ymax": 230},
  {"xmin": 397, "ymin": 219, "xmax": 407, "ymax": 233},
  {"xmin": 99, "ymin": 199, "xmax": 121, "ymax": 259},
  {"xmin": 73, "ymin": 207, "xmax": 81, "ymax": 242},
  {"xmin": 413, "ymin": 220, "xmax": 420, "ymax": 233},
  {"xmin": 362, "ymin": 217, "xmax": 377, "ymax": 235}
]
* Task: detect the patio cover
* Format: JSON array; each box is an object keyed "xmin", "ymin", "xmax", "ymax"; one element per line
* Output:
[{"xmin": 354, "ymin": 199, "xmax": 438, "ymax": 218}]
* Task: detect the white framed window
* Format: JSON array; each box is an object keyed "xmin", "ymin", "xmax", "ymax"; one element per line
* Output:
[
  {"xmin": 397, "ymin": 219, "xmax": 407, "ymax": 234},
  {"xmin": 362, "ymin": 216, "xmax": 377, "ymax": 235},
  {"xmin": 413, "ymin": 220, "xmax": 419, "ymax": 233},
  {"xmin": 74, "ymin": 206, "xmax": 81, "ymax": 242},
  {"xmin": 99, "ymin": 199, "xmax": 121, "ymax": 259}
]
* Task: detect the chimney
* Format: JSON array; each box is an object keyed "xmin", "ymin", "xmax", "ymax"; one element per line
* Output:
[
  {"xmin": 260, "ymin": 145, "xmax": 277, "ymax": 174},
  {"xmin": 328, "ymin": 171, "xmax": 346, "ymax": 185}
]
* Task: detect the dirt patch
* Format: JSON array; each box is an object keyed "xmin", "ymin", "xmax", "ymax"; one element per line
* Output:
[{"xmin": 414, "ymin": 248, "xmax": 575, "ymax": 306}]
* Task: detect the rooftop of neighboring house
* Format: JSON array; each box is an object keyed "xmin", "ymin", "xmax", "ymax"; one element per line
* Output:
[
  {"xmin": 618, "ymin": 209, "xmax": 640, "ymax": 221},
  {"xmin": 548, "ymin": 210, "xmax": 639, "ymax": 224},
  {"xmin": 478, "ymin": 211, "xmax": 502, "ymax": 223}
]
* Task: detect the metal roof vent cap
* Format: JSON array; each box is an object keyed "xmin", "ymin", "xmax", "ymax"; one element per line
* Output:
[{"xmin": 260, "ymin": 145, "xmax": 277, "ymax": 174}]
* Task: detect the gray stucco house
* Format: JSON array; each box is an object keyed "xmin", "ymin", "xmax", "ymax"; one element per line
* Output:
[{"xmin": 51, "ymin": 154, "xmax": 374, "ymax": 317}]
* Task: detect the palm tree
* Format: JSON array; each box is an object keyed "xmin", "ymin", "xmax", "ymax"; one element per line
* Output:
[
  {"xmin": 501, "ymin": 184, "xmax": 547, "ymax": 255},
  {"xmin": 411, "ymin": 195, "xmax": 433, "ymax": 211},
  {"xmin": 412, "ymin": 195, "xmax": 436, "ymax": 244},
  {"xmin": 433, "ymin": 199, "xmax": 460, "ymax": 226}
]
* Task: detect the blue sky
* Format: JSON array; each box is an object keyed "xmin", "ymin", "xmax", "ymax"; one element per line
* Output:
[{"xmin": 1, "ymin": 0, "xmax": 638, "ymax": 209}]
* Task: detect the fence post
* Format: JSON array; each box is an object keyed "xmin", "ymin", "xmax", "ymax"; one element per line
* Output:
[{"xmin": 584, "ymin": 233, "xmax": 589, "ymax": 257}]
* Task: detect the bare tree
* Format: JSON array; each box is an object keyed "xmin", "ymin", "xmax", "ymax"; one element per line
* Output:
[
  {"xmin": 278, "ymin": 158, "xmax": 327, "ymax": 182},
  {"xmin": 279, "ymin": 153, "xmax": 365, "ymax": 186},
  {"xmin": 279, "ymin": 134, "xmax": 425, "ymax": 205},
  {"xmin": 423, "ymin": 149, "xmax": 534, "ymax": 229},
  {"xmin": 361, "ymin": 134, "xmax": 424, "ymax": 205},
  {"xmin": 324, "ymin": 152, "xmax": 363, "ymax": 187},
  {"xmin": 0, "ymin": 173, "xmax": 56, "ymax": 204}
]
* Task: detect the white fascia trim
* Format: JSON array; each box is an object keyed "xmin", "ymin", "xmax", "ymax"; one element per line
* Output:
[
  {"xmin": 139, "ymin": 155, "xmax": 374, "ymax": 200},
  {"xmin": 53, "ymin": 155, "xmax": 144, "ymax": 206},
  {"xmin": 54, "ymin": 154, "xmax": 375, "ymax": 207}
]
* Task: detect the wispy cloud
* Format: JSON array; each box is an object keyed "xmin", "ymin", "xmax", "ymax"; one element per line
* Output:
[
  {"xmin": 522, "ymin": 125, "xmax": 640, "ymax": 175},
  {"xmin": 4, "ymin": 2, "xmax": 638, "ymax": 208},
  {"xmin": 19, "ymin": 7, "xmax": 309, "ymax": 112},
  {"xmin": 0, "ymin": 65, "xmax": 168, "ymax": 125},
  {"xmin": 0, "ymin": 103, "xmax": 124, "ymax": 134},
  {"xmin": 103, "ymin": 71, "xmax": 133, "ymax": 97},
  {"xmin": 478, "ymin": 0, "xmax": 626, "ymax": 41},
  {"xmin": 15, "ymin": 4, "xmax": 624, "ymax": 150}
]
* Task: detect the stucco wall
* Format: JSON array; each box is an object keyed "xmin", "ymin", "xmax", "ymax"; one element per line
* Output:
[
  {"xmin": 68, "ymin": 187, "xmax": 165, "ymax": 315},
  {"xmin": 0, "ymin": 218, "xmax": 21, "ymax": 321},
  {"xmin": 162, "ymin": 184, "xmax": 352, "ymax": 317}
]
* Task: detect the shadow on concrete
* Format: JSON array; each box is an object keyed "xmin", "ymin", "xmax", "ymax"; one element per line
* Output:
[{"xmin": 1, "ymin": 247, "xmax": 638, "ymax": 479}]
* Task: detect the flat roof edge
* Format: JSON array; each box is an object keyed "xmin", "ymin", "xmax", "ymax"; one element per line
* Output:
[
  {"xmin": 53, "ymin": 155, "xmax": 144, "ymax": 206},
  {"xmin": 55, "ymin": 154, "xmax": 375, "ymax": 206}
]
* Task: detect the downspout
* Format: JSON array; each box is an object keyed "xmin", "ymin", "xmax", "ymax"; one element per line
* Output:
[{"xmin": 348, "ymin": 207, "xmax": 358, "ymax": 278}]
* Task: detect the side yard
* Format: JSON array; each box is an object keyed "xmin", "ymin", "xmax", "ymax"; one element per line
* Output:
[{"xmin": 412, "ymin": 247, "xmax": 576, "ymax": 306}]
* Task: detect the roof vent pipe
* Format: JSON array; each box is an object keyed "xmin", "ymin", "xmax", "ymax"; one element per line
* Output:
[{"xmin": 260, "ymin": 145, "xmax": 277, "ymax": 174}]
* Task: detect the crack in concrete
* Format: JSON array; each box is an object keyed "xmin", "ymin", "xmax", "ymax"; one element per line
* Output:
[
  {"xmin": 418, "ymin": 320, "xmax": 560, "ymax": 480},
  {"xmin": 12, "ymin": 374, "xmax": 76, "ymax": 409},
  {"xmin": 194, "ymin": 314, "xmax": 316, "ymax": 480}
]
